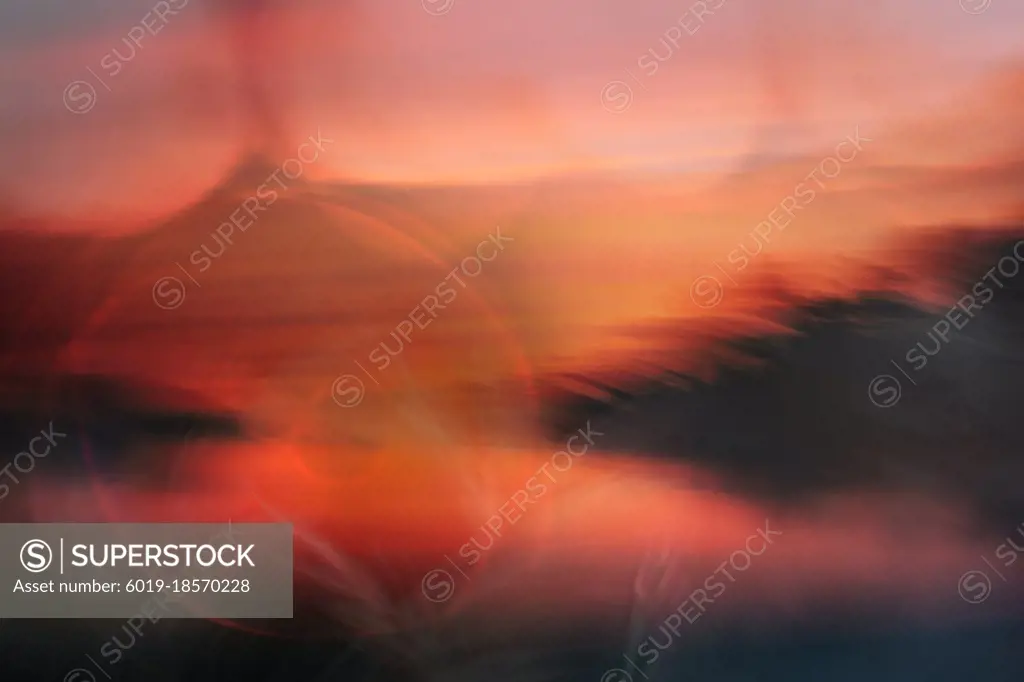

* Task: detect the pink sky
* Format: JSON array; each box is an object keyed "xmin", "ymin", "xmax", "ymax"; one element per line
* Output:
[{"xmin": 1, "ymin": 0, "xmax": 1022, "ymax": 218}]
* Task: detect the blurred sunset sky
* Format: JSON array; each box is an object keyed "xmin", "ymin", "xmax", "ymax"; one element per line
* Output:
[
  {"xmin": 2, "ymin": 2, "xmax": 1024, "ymax": 679},
  {"xmin": 2, "ymin": 0, "xmax": 1024, "ymax": 372}
]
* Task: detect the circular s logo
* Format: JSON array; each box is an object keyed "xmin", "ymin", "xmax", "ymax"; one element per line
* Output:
[
  {"xmin": 421, "ymin": 568, "xmax": 455, "ymax": 603},
  {"xmin": 958, "ymin": 569, "xmax": 992, "ymax": 604},
  {"xmin": 152, "ymin": 276, "xmax": 186, "ymax": 310},
  {"xmin": 20, "ymin": 539, "xmax": 53, "ymax": 573},
  {"xmin": 690, "ymin": 274, "xmax": 724, "ymax": 309},
  {"xmin": 868, "ymin": 374, "xmax": 901, "ymax": 408},
  {"xmin": 600, "ymin": 81, "xmax": 633, "ymax": 114},
  {"xmin": 422, "ymin": 0, "xmax": 455, "ymax": 15},
  {"xmin": 331, "ymin": 374, "xmax": 365, "ymax": 408},
  {"xmin": 960, "ymin": 0, "xmax": 992, "ymax": 14},
  {"xmin": 63, "ymin": 81, "xmax": 97, "ymax": 114}
]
